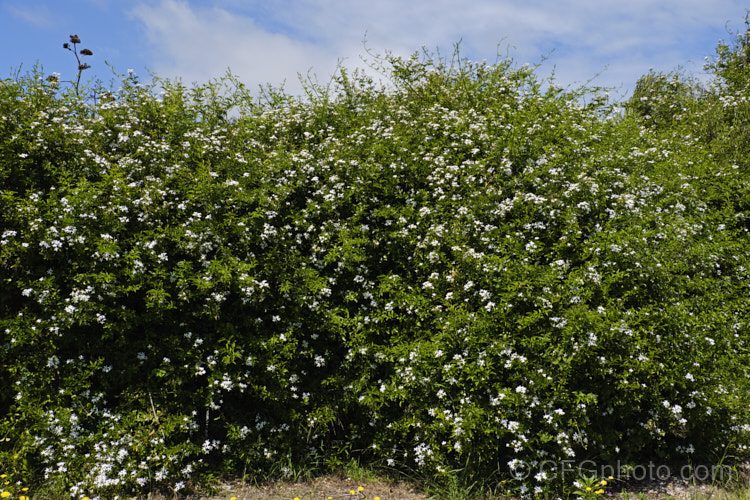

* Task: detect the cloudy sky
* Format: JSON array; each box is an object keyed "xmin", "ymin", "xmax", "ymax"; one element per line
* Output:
[{"xmin": 2, "ymin": 0, "xmax": 748, "ymax": 99}]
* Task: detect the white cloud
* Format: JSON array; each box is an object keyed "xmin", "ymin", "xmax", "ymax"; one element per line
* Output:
[
  {"xmin": 4, "ymin": 3, "xmax": 57, "ymax": 28},
  {"xmin": 130, "ymin": 0, "xmax": 748, "ymax": 96},
  {"xmin": 130, "ymin": 0, "xmax": 338, "ymax": 94}
]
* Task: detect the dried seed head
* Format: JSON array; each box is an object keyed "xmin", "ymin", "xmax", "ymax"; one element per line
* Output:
[
  {"xmin": 80, "ymin": 48, "xmax": 93, "ymax": 56},
  {"xmin": 69, "ymin": 34, "xmax": 81, "ymax": 44},
  {"xmin": 78, "ymin": 63, "xmax": 91, "ymax": 71},
  {"xmin": 63, "ymin": 43, "xmax": 70, "ymax": 49}
]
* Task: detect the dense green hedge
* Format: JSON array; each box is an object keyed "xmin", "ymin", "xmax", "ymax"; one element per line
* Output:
[{"xmin": 1, "ymin": 37, "xmax": 750, "ymax": 498}]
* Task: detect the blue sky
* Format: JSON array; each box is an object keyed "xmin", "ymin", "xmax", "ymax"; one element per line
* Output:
[{"xmin": 2, "ymin": 0, "xmax": 748, "ymax": 99}]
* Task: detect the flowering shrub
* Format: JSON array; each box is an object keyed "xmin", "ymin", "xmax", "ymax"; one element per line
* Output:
[{"xmin": 1, "ymin": 40, "xmax": 750, "ymax": 498}]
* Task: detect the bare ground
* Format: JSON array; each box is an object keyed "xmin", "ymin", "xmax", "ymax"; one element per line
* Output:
[
  {"xmin": 197, "ymin": 475, "xmax": 431, "ymax": 500},
  {"xmin": 138, "ymin": 473, "xmax": 750, "ymax": 500},
  {"xmin": 143, "ymin": 474, "xmax": 433, "ymax": 500}
]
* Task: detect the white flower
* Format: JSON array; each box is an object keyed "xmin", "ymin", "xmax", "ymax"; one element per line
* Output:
[
  {"xmin": 552, "ymin": 259, "xmax": 568, "ymax": 269},
  {"xmin": 550, "ymin": 317, "xmax": 567, "ymax": 328},
  {"xmin": 490, "ymin": 393, "xmax": 505, "ymax": 406}
]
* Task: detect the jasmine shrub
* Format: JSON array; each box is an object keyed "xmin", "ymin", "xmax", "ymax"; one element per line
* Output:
[{"xmin": 1, "ymin": 33, "xmax": 750, "ymax": 498}]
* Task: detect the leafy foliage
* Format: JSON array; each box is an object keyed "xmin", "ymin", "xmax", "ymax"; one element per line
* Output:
[
  {"xmin": 1, "ymin": 38, "xmax": 750, "ymax": 498},
  {"xmin": 706, "ymin": 12, "xmax": 750, "ymax": 94}
]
